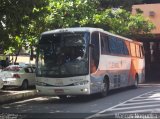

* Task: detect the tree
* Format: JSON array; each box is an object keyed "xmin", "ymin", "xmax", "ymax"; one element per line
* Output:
[
  {"xmin": 44, "ymin": 0, "xmax": 99, "ymax": 29},
  {"xmin": 92, "ymin": 8, "xmax": 155, "ymax": 39},
  {"xmin": 44, "ymin": 1, "xmax": 154, "ymax": 39},
  {"xmin": 0, "ymin": 0, "xmax": 98, "ymax": 58},
  {"xmin": 0, "ymin": 0, "xmax": 155, "ymax": 62},
  {"xmin": 0, "ymin": 0, "xmax": 49, "ymax": 63}
]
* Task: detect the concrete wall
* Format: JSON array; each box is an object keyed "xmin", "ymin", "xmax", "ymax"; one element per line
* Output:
[
  {"xmin": 132, "ymin": 4, "xmax": 160, "ymax": 34},
  {"xmin": 10, "ymin": 55, "xmax": 35, "ymax": 65}
]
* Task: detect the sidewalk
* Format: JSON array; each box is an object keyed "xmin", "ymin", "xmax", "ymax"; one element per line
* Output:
[{"xmin": 0, "ymin": 89, "xmax": 37, "ymax": 104}]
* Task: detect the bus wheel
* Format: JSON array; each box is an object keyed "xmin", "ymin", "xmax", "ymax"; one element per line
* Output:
[
  {"xmin": 133, "ymin": 75, "xmax": 139, "ymax": 88},
  {"xmin": 100, "ymin": 80, "xmax": 109, "ymax": 97}
]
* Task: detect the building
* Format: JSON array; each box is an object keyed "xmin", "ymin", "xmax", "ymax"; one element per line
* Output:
[
  {"xmin": 10, "ymin": 55, "xmax": 35, "ymax": 65},
  {"xmin": 132, "ymin": 4, "xmax": 160, "ymax": 81}
]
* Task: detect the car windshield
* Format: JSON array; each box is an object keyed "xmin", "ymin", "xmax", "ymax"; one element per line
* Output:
[
  {"xmin": 3, "ymin": 65, "xmax": 22, "ymax": 72},
  {"xmin": 36, "ymin": 32, "xmax": 90, "ymax": 77}
]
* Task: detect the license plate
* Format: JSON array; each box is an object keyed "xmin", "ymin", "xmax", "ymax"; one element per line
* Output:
[{"xmin": 54, "ymin": 89, "xmax": 64, "ymax": 94}]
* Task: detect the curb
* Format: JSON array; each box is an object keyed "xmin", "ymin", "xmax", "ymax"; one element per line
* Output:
[{"xmin": 0, "ymin": 90, "xmax": 37, "ymax": 104}]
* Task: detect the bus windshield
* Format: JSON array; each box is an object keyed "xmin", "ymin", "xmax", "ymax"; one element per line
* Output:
[{"xmin": 36, "ymin": 32, "xmax": 89, "ymax": 77}]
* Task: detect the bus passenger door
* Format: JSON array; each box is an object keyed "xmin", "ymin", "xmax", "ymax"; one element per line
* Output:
[
  {"xmin": 90, "ymin": 31, "xmax": 100, "ymax": 74},
  {"xmin": 90, "ymin": 31, "xmax": 100, "ymax": 93}
]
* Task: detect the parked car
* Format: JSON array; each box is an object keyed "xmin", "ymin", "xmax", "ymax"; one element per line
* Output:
[
  {"xmin": 0, "ymin": 78, "xmax": 3, "ymax": 89},
  {"xmin": 0, "ymin": 64, "xmax": 35, "ymax": 90}
]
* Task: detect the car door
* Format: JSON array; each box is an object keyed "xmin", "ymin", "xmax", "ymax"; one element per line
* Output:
[{"xmin": 24, "ymin": 67, "xmax": 34, "ymax": 86}]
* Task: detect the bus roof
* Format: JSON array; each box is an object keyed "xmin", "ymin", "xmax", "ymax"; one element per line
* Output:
[
  {"xmin": 41, "ymin": 27, "xmax": 104, "ymax": 35},
  {"xmin": 41, "ymin": 27, "xmax": 142, "ymax": 44}
]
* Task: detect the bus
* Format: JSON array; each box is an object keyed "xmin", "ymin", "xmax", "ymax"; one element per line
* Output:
[{"xmin": 36, "ymin": 27, "xmax": 145, "ymax": 98}]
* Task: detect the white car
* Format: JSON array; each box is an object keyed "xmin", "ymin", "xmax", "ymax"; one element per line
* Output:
[
  {"xmin": 0, "ymin": 65, "xmax": 35, "ymax": 90},
  {"xmin": 0, "ymin": 78, "xmax": 3, "ymax": 89}
]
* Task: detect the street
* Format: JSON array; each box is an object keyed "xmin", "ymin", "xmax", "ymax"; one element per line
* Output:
[{"xmin": 1, "ymin": 83, "xmax": 160, "ymax": 119}]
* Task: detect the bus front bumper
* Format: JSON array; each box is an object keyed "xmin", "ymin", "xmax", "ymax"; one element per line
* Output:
[{"xmin": 36, "ymin": 85, "xmax": 90, "ymax": 96}]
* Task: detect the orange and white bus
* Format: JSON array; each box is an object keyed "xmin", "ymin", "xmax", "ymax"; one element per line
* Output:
[{"xmin": 36, "ymin": 27, "xmax": 145, "ymax": 98}]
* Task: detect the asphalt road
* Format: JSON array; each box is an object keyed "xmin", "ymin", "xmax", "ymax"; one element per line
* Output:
[{"xmin": 0, "ymin": 83, "xmax": 160, "ymax": 119}]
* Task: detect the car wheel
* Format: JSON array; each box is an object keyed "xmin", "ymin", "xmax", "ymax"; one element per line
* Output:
[{"xmin": 21, "ymin": 80, "xmax": 28, "ymax": 90}]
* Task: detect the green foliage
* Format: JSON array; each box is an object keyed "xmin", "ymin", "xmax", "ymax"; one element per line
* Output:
[
  {"xmin": 4, "ymin": 47, "xmax": 15, "ymax": 55},
  {"xmin": 0, "ymin": 0, "xmax": 155, "ymax": 55},
  {"xmin": 128, "ymin": 14, "xmax": 155, "ymax": 35},
  {"xmin": 92, "ymin": 8, "xmax": 155, "ymax": 38},
  {"xmin": 0, "ymin": 0, "xmax": 49, "ymax": 54},
  {"xmin": 45, "ymin": 0, "xmax": 98, "ymax": 28}
]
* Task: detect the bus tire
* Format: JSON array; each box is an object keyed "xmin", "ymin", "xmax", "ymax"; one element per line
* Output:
[
  {"xmin": 133, "ymin": 75, "xmax": 139, "ymax": 88},
  {"xmin": 21, "ymin": 80, "xmax": 28, "ymax": 90},
  {"xmin": 100, "ymin": 79, "xmax": 109, "ymax": 97}
]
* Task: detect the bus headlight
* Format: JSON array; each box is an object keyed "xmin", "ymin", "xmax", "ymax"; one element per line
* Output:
[{"xmin": 74, "ymin": 80, "xmax": 89, "ymax": 86}]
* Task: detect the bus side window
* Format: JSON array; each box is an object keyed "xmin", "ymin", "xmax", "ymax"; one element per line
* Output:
[
  {"xmin": 130, "ymin": 43, "xmax": 136, "ymax": 57},
  {"xmin": 124, "ymin": 41, "xmax": 130, "ymax": 56},
  {"xmin": 105, "ymin": 35, "xmax": 110, "ymax": 54},
  {"xmin": 101, "ymin": 33, "xmax": 106, "ymax": 54},
  {"xmin": 109, "ymin": 36, "xmax": 117, "ymax": 54},
  {"xmin": 136, "ymin": 44, "xmax": 140, "ymax": 57},
  {"xmin": 100, "ymin": 33, "xmax": 109, "ymax": 54},
  {"xmin": 139, "ymin": 45, "xmax": 142, "ymax": 58},
  {"xmin": 142, "ymin": 46, "xmax": 144, "ymax": 57},
  {"xmin": 91, "ymin": 32, "xmax": 100, "ymax": 71},
  {"xmin": 140, "ymin": 45, "xmax": 144, "ymax": 58},
  {"xmin": 116, "ymin": 39, "xmax": 124, "ymax": 55},
  {"xmin": 123, "ymin": 40, "xmax": 129, "ymax": 56}
]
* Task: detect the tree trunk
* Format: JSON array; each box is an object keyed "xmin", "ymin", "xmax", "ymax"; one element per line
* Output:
[
  {"xmin": 14, "ymin": 47, "xmax": 21, "ymax": 64},
  {"xmin": 30, "ymin": 45, "xmax": 33, "ymax": 61}
]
